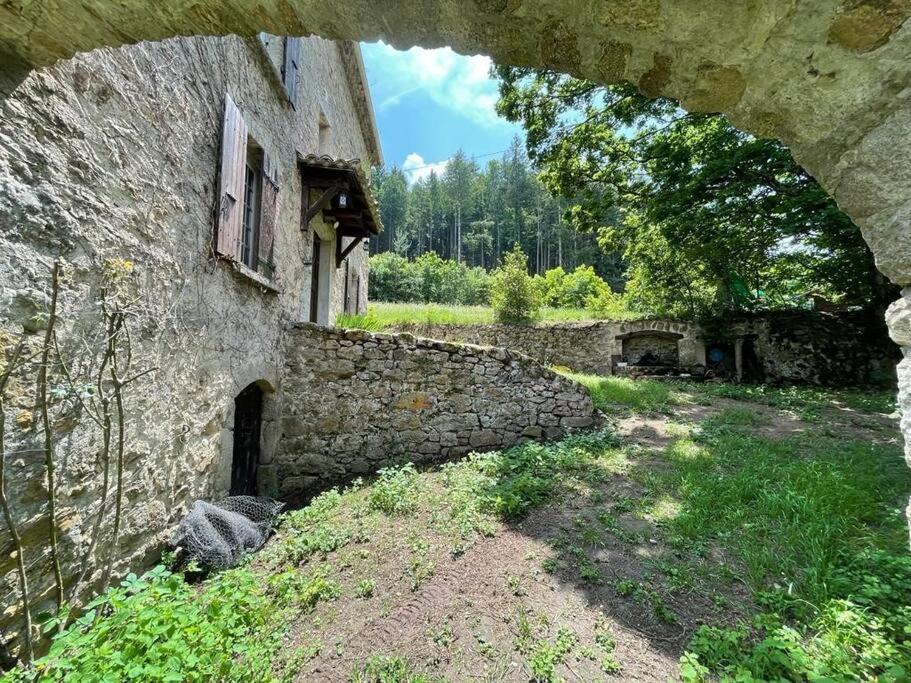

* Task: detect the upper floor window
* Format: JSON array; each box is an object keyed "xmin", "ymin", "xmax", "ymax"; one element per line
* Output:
[
  {"xmin": 282, "ymin": 37, "xmax": 301, "ymax": 108},
  {"xmin": 258, "ymin": 34, "xmax": 300, "ymax": 108},
  {"xmin": 215, "ymin": 93, "xmax": 279, "ymax": 281},
  {"xmin": 241, "ymin": 143, "xmax": 262, "ymax": 269}
]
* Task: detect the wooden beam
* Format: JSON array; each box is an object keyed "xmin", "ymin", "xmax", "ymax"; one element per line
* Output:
[
  {"xmin": 300, "ymin": 182, "xmax": 310, "ymax": 231},
  {"xmin": 336, "ymin": 236, "xmax": 363, "ymax": 267},
  {"xmin": 304, "ymin": 182, "xmax": 347, "ymax": 229}
]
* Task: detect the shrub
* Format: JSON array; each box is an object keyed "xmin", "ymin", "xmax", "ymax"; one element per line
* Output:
[
  {"xmin": 5, "ymin": 565, "xmax": 319, "ymax": 682},
  {"xmin": 369, "ymin": 463, "xmax": 423, "ymax": 515},
  {"xmin": 368, "ymin": 252, "xmax": 420, "ymax": 303},
  {"xmin": 368, "ymin": 252, "xmax": 491, "ymax": 306},
  {"xmin": 490, "ymin": 245, "xmax": 540, "ymax": 324},
  {"xmin": 586, "ymin": 288, "xmax": 639, "ymax": 320}
]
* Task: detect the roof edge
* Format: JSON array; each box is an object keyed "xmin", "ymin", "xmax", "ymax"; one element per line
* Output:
[{"xmin": 338, "ymin": 41, "xmax": 383, "ymax": 167}]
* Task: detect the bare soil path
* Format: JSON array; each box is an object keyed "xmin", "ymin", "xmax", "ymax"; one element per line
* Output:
[{"xmin": 267, "ymin": 386, "xmax": 900, "ymax": 682}]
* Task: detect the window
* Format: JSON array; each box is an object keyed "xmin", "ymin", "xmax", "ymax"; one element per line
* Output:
[
  {"xmin": 282, "ymin": 37, "xmax": 300, "ymax": 107},
  {"xmin": 241, "ymin": 143, "xmax": 262, "ymax": 270},
  {"xmin": 216, "ymin": 93, "xmax": 280, "ymax": 282}
]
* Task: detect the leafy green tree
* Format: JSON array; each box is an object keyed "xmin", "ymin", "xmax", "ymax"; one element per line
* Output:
[
  {"xmin": 490, "ymin": 245, "xmax": 540, "ymax": 324},
  {"xmin": 368, "ymin": 252, "xmax": 419, "ymax": 302},
  {"xmin": 495, "ymin": 66, "xmax": 897, "ymax": 316}
]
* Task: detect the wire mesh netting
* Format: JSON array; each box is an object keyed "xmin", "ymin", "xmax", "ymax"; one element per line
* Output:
[{"xmin": 171, "ymin": 496, "xmax": 284, "ymax": 570}]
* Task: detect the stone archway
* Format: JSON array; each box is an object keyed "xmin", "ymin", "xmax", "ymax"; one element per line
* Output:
[{"xmin": 1, "ymin": 1, "xmax": 909, "ymax": 461}]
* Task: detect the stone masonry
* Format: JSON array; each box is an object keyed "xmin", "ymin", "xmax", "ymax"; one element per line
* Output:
[
  {"xmin": 390, "ymin": 320, "xmax": 703, "ymax": 377},
  {"xmin": 5, "ymin": 0, "xmax": 908, "ymax": 513},
  {"xmin": 273, "ymin": 324, "xmax": 596, "ymax": 498},
  {"xmin": 393, "ymin": 310, "xmax": 898, "ymax": 388},
  {"xmin": 0, "ymin": 34, "xmax": 378, "ymax": 652}
]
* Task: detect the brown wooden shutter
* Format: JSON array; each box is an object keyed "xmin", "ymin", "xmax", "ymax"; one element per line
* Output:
[
  {"xmin": 259, "ymin": 151, "xmax": 280, "ymax": 277},
  {"xmin": 216, "ymin": 92, "xmax": 247, "ymax": 260},
  {"xmin": 283, "ymin": 37, "xmax": 301, "ymax": 108}
]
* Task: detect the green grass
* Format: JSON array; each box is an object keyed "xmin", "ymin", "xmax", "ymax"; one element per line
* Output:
[
  {"xmin": 7, "ymin": 380, "xmax": 907, "ymax": 682},
  {"xmin": 678, "ymin": 381, "xmax": 897, "ymax": 416},
  {"xmin": 563, "ymin": 373, "xmax": 684, "ymax": 413},
  {"xmin": 342, "ymin": 302, "xmax": 598, "ymax": 329},
  {"xmin": 639, "ymin": 422, "xmax": 911, "ymax": 681}
]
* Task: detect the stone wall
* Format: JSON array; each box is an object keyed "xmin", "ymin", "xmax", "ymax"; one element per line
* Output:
[
  {"xmin": 389, "ymin": 320, "xmax": 703, "ymax": 376},
  {"xmin": 0, "ymin": 34, "xmax": 376, "ymax": 650},
  {"xmin": 728, "ymin": 310, "xmax": 900, "ymax": 387},
  {"xmin": 392, "ymin": 311, "xmax": 898, "ymax": 388},
  {"xmin": 272, "ymin": 325, "xmax": 596, "ymax": 498}
]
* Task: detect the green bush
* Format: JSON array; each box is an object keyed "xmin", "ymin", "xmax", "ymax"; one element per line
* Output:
[
  {"xmin": 369, "ymin": 463, "xmax": 423, "ymax": 515},
  {"xmin": 368, "ymin": 252, "xmax": 490, "ymax": 306},
  {"xmin": 535, "ymin": 265, "xmax": 611, "ymax": 308},
  {"xmin": 490, "ymin": 245, "xmax": 540, "ymax": 324},
  {"xmin": 585, "ymin": 288, "xmax": 640, "ymax": 320},
  {"xmin": 367, "ymin": 252, "xmax": 420, "ymax": 303},
  {"xmin": 2, "ymin": 564, "xmax": 323, "ymax": 682}
]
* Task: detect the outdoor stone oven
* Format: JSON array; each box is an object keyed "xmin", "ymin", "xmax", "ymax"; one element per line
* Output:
[{"xmin": 618, "ymin": 330, "xmax": 683, "ymax": 367}]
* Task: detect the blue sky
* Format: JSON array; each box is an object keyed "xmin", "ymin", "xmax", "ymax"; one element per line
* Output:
[{"xmin": 360, "ymin": 42, "xmax": 523, "ymax": 183}]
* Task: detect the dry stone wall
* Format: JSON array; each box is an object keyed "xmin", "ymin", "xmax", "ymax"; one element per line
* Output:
[
  {"xmin": 729, "ymin": 310, "xmax": 900, "ymax": 387},
  {"xmin": 272, "ymin": 324, "xmax": 596, "ymax": 498},
  {"xmin": 392, "ymin": 312, "xmax": 898, "ymax": 388},
  {"xmin": 389, "ymin": 321, "xmax": 703, "ymax": 376}
]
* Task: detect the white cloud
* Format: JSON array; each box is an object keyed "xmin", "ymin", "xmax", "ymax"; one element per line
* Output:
[
  {"xmin": 364, "ymin": 42, "xmax": 506, "ymax": 129},
  {"xmin": 401, "ymin": 152, "xmax": 449, "ymax": 185}
]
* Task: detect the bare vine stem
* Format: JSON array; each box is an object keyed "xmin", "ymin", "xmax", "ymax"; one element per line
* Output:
[
  {"xmin": 58, "ymin": 303, "xmax": 119, "ymax": 605},
  {"xmin": 35, "ymin": 261, "xmax": 65, "ymax": 624},
  {"xmin": 0, "ymin": 340, "xmax": 34, "ymax": 661}
]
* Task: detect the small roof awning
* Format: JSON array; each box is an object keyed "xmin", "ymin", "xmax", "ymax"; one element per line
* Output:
[{"xmin": 298, "ymin": 154, "xmax": 382, "ymax": 238}]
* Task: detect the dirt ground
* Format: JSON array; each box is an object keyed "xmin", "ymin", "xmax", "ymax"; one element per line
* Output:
[{"xmin": 269, "ymin": 391, "xmax": 899, "ymax": 682}]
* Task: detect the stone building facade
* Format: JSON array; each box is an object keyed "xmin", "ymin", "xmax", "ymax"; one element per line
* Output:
[{"xmin": 0, "ymin": 34, "xmax": 382, "ymax": 648}]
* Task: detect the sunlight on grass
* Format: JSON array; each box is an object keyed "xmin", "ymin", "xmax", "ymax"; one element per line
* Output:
[
  {"xmin": 562, "ymin": 373, "xmax": 684, "ymax": 413},
  {"xmin": 362, "ymin": 302, "xmax": 598, "ymax": 328},
  {"xmin": 9, "ymin": 375, "xmax": 906, "ymax": 683},
  {"xmin": 648, "ymin": 494, "xmax": 682, "ymax": 522},
  {"xmin": 678, "ymin": 381, "xmax": 897, "ymax": 417}
]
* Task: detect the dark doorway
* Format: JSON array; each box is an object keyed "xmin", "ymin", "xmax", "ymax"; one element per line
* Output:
[
  {"xmin": 231, "ymin": 383, "xmax": 263, "ymax": 496},
  {"xmin": 741, "ymin": 336, "xmax": 764, "ymax": 383},
  {"xmin": 309, "ymin": 238, "xmax": 321, "ymax": 323}
]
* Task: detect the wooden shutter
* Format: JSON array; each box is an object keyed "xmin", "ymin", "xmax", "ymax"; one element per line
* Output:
[
  {"xmin": 259, "ymin": 151, "xmax": 280, "ymax": 277},
  {"xmin": 283, "ymin": 37, "xmax": 301, "ymax": 108},
  {"xmin": 216, "ymin": 93, "xmax": 247, "ymax": 260}
]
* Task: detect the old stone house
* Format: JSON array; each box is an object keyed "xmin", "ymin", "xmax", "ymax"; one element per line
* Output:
[
  {"xmin": 0, "ymin": 33, "xmax": 599, "ymax": 653},
  {"xmin": 0, "ymin": 32, "xmax": 385, "ymax": 644}
]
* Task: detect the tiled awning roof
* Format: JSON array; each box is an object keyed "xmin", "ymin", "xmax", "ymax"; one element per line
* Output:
[{"xmin": 298, "ymin": 154, "xmax": 382, "ymax": 237}]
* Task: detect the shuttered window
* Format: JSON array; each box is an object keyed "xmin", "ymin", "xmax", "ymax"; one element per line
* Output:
[
  {"xmin": 216, "ymin": 93, "xmax": 279, "ymax": 280},
  {"xmin": 282, "ymin": 37, "xmax": 300, "ymax": 108},
  {"xmin": 216, "ymin": 93, "xmax": 247, "ymax": 261},
  {"xmin": 259, "ymin": 153, "xmax": 280, "ymax": 278}
]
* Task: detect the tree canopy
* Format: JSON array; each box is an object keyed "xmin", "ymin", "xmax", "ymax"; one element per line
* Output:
[
  {"xmin": 494, "ymin": 66, "xmax": 893, "ymax": 317},
  {"xmin": 369, "ymin": 141, "xmax": 623, "ymax": 288}
]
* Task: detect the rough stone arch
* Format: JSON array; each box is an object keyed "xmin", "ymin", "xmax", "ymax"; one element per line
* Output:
[
  {"xmin": 1, "ymin": 1, "xmax": 908, "ymax": 460},
  {"xmin": 219, "ymin": 370, "xmax": 281, "ymax": 497}
]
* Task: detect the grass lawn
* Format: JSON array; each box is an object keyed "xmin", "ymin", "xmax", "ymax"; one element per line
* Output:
[
  {"xmin": 10, "ymin": 378, "xmax": 909, "ymax": 682},
  {"xmin": 337, "ymin": 302, "xmax": 602, "ymax": 329}
]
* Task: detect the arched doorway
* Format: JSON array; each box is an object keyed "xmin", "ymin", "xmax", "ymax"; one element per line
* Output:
[{"xmin": 231, "ymin": 382, "xmax": 264, "ymax": 496}]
